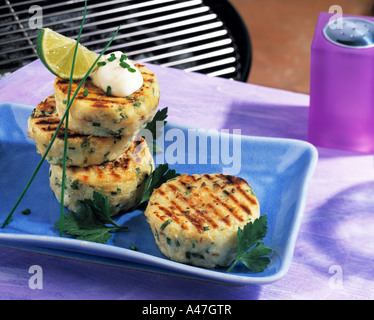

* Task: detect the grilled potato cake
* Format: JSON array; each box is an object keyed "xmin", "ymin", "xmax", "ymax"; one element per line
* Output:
[
  {"xmin": 50, "ymin": 137, "xmax": 154, "ymax": 216},
  {"xmin": 144, "ymin": 173, "xmax": 260, "ymax": 268},
  {"xmin": 27, "ymin": 95, "xmax": 135, "ymax": 167},
  {"xmin": 54, "ymin": 63, "xmax": 160, "ymax": 137}
]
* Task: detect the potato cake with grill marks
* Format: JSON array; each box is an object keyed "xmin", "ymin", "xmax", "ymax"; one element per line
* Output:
[
  {"xmin": 50, "ymin": 137, "xmax": 154, "ymax": 216},
  {"xmin": 54, "ymin": 63, "xmax": 160, "ymax": 137},
  {"xmin": 27, "ymin": 95, "xmax": 135, "ymax": 167},
  {"xmin": 144, "ymin": 173, "xmax": 260, "ymax": 268}
]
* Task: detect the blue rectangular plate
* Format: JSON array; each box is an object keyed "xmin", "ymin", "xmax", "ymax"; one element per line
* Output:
[{"xmin": 0, "ymin": 102, "xmax": 318, "ymax": 284}]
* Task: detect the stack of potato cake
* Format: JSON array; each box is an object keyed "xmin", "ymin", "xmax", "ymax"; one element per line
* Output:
[{"xmin": 27, "ymin": 63, "xmax": 160, "ymax": 216}]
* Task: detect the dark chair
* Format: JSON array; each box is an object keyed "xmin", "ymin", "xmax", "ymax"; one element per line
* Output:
[{"xmin": 0, "ymin": 0, "xmax": 252, "ymax": 81}]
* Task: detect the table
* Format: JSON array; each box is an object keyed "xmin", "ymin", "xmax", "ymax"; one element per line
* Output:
[{"xmin": 0, "ymin": 59, "xmax": 373, "ymax": 300}]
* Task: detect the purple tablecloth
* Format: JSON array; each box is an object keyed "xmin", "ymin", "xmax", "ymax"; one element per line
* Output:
[{"xmin": 0, "ymin": 59, "xmax": 373, "ymax": 300}]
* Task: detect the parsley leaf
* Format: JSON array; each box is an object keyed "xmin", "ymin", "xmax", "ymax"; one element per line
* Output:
[
  {"xmin": 136, "ymin": 163, "xmax": 180, "ymax": 208},
  {"xmin": 226, "ymin": 214, "xmax": 274, "ymax": 273},
  {"xmin": 144, "ymin": 107, "xmax": 168, "ymax": 140},
  {"xmin": 140, "ymin": 107, "xmax": 168, "ymax": 155},
  {"xmin": 55, "ymin": 191, "xmax": 128, "ymax": 244}
]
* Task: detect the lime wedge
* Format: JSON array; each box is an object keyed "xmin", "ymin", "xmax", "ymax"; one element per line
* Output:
[{"xmin": 36, "ymin": 28, "xmax": 99, "ymax": 80}]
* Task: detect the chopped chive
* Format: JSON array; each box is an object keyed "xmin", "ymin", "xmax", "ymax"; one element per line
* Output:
[
  {"xmin": 98, "ymin": 61, "xmax": 106, "ymax": 67},
  {"xmin": 191, "ymin": 253, "xmax": 205, "ymax": 259},
  {"xmin": 130, "ymin": 244, "xmax": 137, "ymax": 251},
  {"xmin": 83, "ymin": 89, "xmax": 89, "ymax": 97},
  {"xmin": 203, "ymin": 226, "xmax": 210, "ymax": 231},
  {"xmin": 21, "ymin": 208, "xmax": 31, "ymax": 215},
  {"xmin": 107, "ymin": 54, "xmax": 116, "ymax": 62},
  {"xmin": 120, "ymin": 113, "xmax": 127, "ymax": 119},
  {"xmin": 133, "ymin": 102, "xmax": 141, "ymax": 107},
  {"xmin": 81, "ymin": 139, "xmax": 90, "ymax": 148},
  {"xmin": 119, "ymin": 61, "xmax": 130, "ymax": 69},
  {"xmin": 136, "ymin": 167, "xmax": 142, "ymax": 174},
  {"xmin": 120, "ymin": 54, "xmax": 127, "ymax": 62},
  {"xmin": 160, "ymin": 219, "xmax": 172, "ymax": 231},
  {"xmin": 70, "ymin": 180, "xmax": 79, "ymax": 190},
  {"xmin": 92, "ymin": 122, "xmax": 101, "ymax": 127},
  {"xmin": 128, "ymin": 67, "xmax": 136, "ymax": 73},
  {"xmin": 106, "ymin": 85, "xmax": 111, "ymax": 96}
]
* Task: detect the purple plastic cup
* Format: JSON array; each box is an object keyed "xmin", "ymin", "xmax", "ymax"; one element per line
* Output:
[{"xmin": 308, "ymin": 12, "xmax": 374, "ymax": 153}]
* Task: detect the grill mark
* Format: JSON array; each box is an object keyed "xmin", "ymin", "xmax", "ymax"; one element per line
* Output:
[
  {"xmin": 33, "ymin": 114, "xmax": 56, "ymax": 119},
  {"xmin": 158, "ymin": 188, "xmax": 166, "ymax": 196},
  {"xmin": 171, "ymin": 180, "xmax": 221, "ymax": 230},
  {"xmin": 171, "ymin": 199, "xmax": 218, "ymax": 232},
  {"xmin": 156, "ymin": 188, "xmax": 189, "ymax": 230},
  {"xmin": 162, "ymin": 183, "xmax": 204, "ymax": 232},
  {"xmin": 169, "ymin": 200, "xmax": 205, "ymax": 233},
  {"xmin": 75, "ymin": 96, "xmax": 106, "ymax": 101},
  {"xmin": 57, "ymin": 80, "xmax": 144, "ymax": 105},
  {"xmin": 41, "ymin": 125, "xmax": 58, "ymax": 132},
  {"xmin": 218, "ymin": 174, "xmax": 258, "ymax": 206},
  {"xmin": 236, "ymin": 186, "xmax": 258, "ymax": 206},
  {"xmin": 35, "ymin": 119, "xmax": 60, "ymax": 125},
  {"xmin": 158, "ymin": 205, "xmax": 179, "ymax": 224},
  {"xmin": 56, "ymin": 131, "xmax": 89, "ymax": 139},
  {"xmin": 67, "ymin": 148, "xmax": 134, "ymax": 180},
  {"xmin": 208, "ymin": 191, "xmax": 245, "ymax": 222},
  {"xmin": 34, "ymin": 98, "xmax": 95, "ymax": 140},
  {"xmin": 226, "ymin": 194, "xmax": 250, "ymax": 218},
  {"xmin": 109, "ymin": 157, "xmax": 131, "ymax": 175},
  {"xmin": 168, "ymin": 178, "xmax": 234, "ymax": 228},
  {"xmin": 202, "ymin": 173, "xmax": 214, "ymax": 180},
  {"xmin": 166, "ymin": 201, "xmax": 188, "ymax": 230},
  {"xmin": 94, "ymin": 166, "xmax": 104, "ymax": 180},
  {"xmin": 39, "ymin": 124, "xmax": 90, "ymax": 140},
  {"xmin": 205, "ymin": 203, "xmax": 231, "ymax": 227}
]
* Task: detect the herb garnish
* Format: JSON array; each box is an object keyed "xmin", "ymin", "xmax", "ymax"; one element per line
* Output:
[
  {"xmin": 160, "ymin": 219, "xmax": 172, "ymax": 231},
  {"xmin": 137, "ymin": 163, "xmax": 180, "ymax": 209},
  {"xmin": 226, "ymin": 214, "xmax": 274, "ymax": 273},
  {"xmin": 141, "ymin": 107, "xmax": 168, "ymax": 155},
  {"xmin": 106, "ymin": 85, "xmax": 111, "ymax": 96},
  {"xmin": 119, "ymin": 61, "xmax": 130, "ymax": 69},
  {"xmin": 55, "ymin": 191, "xmax": 128, "ymax": 244},
  {"xmin": 21, "ymin": 209, "xmax": 31, "ymax": 215},
  {"xmin": 107, "ymin": 53, "xmax": 116, "ymax": 62},
  {"xmin": 143, "ymin": 107, "xmax": 168, "ymax": 140}
]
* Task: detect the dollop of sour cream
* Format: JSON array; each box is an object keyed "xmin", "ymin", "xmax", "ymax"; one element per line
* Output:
[{"xmin": 90, "ymin": 51, "xmax": 143, "ymax": 97}]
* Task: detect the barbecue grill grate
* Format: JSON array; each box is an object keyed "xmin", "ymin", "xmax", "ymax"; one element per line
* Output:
[{"xmin": 0, "ymin": 0, "xmax": 251, "ymax": 81}]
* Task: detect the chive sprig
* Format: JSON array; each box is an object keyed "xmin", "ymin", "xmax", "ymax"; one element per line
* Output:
[{"xmin": 59, "ymin": 0, "xmax": 88, "ymax": 237}]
